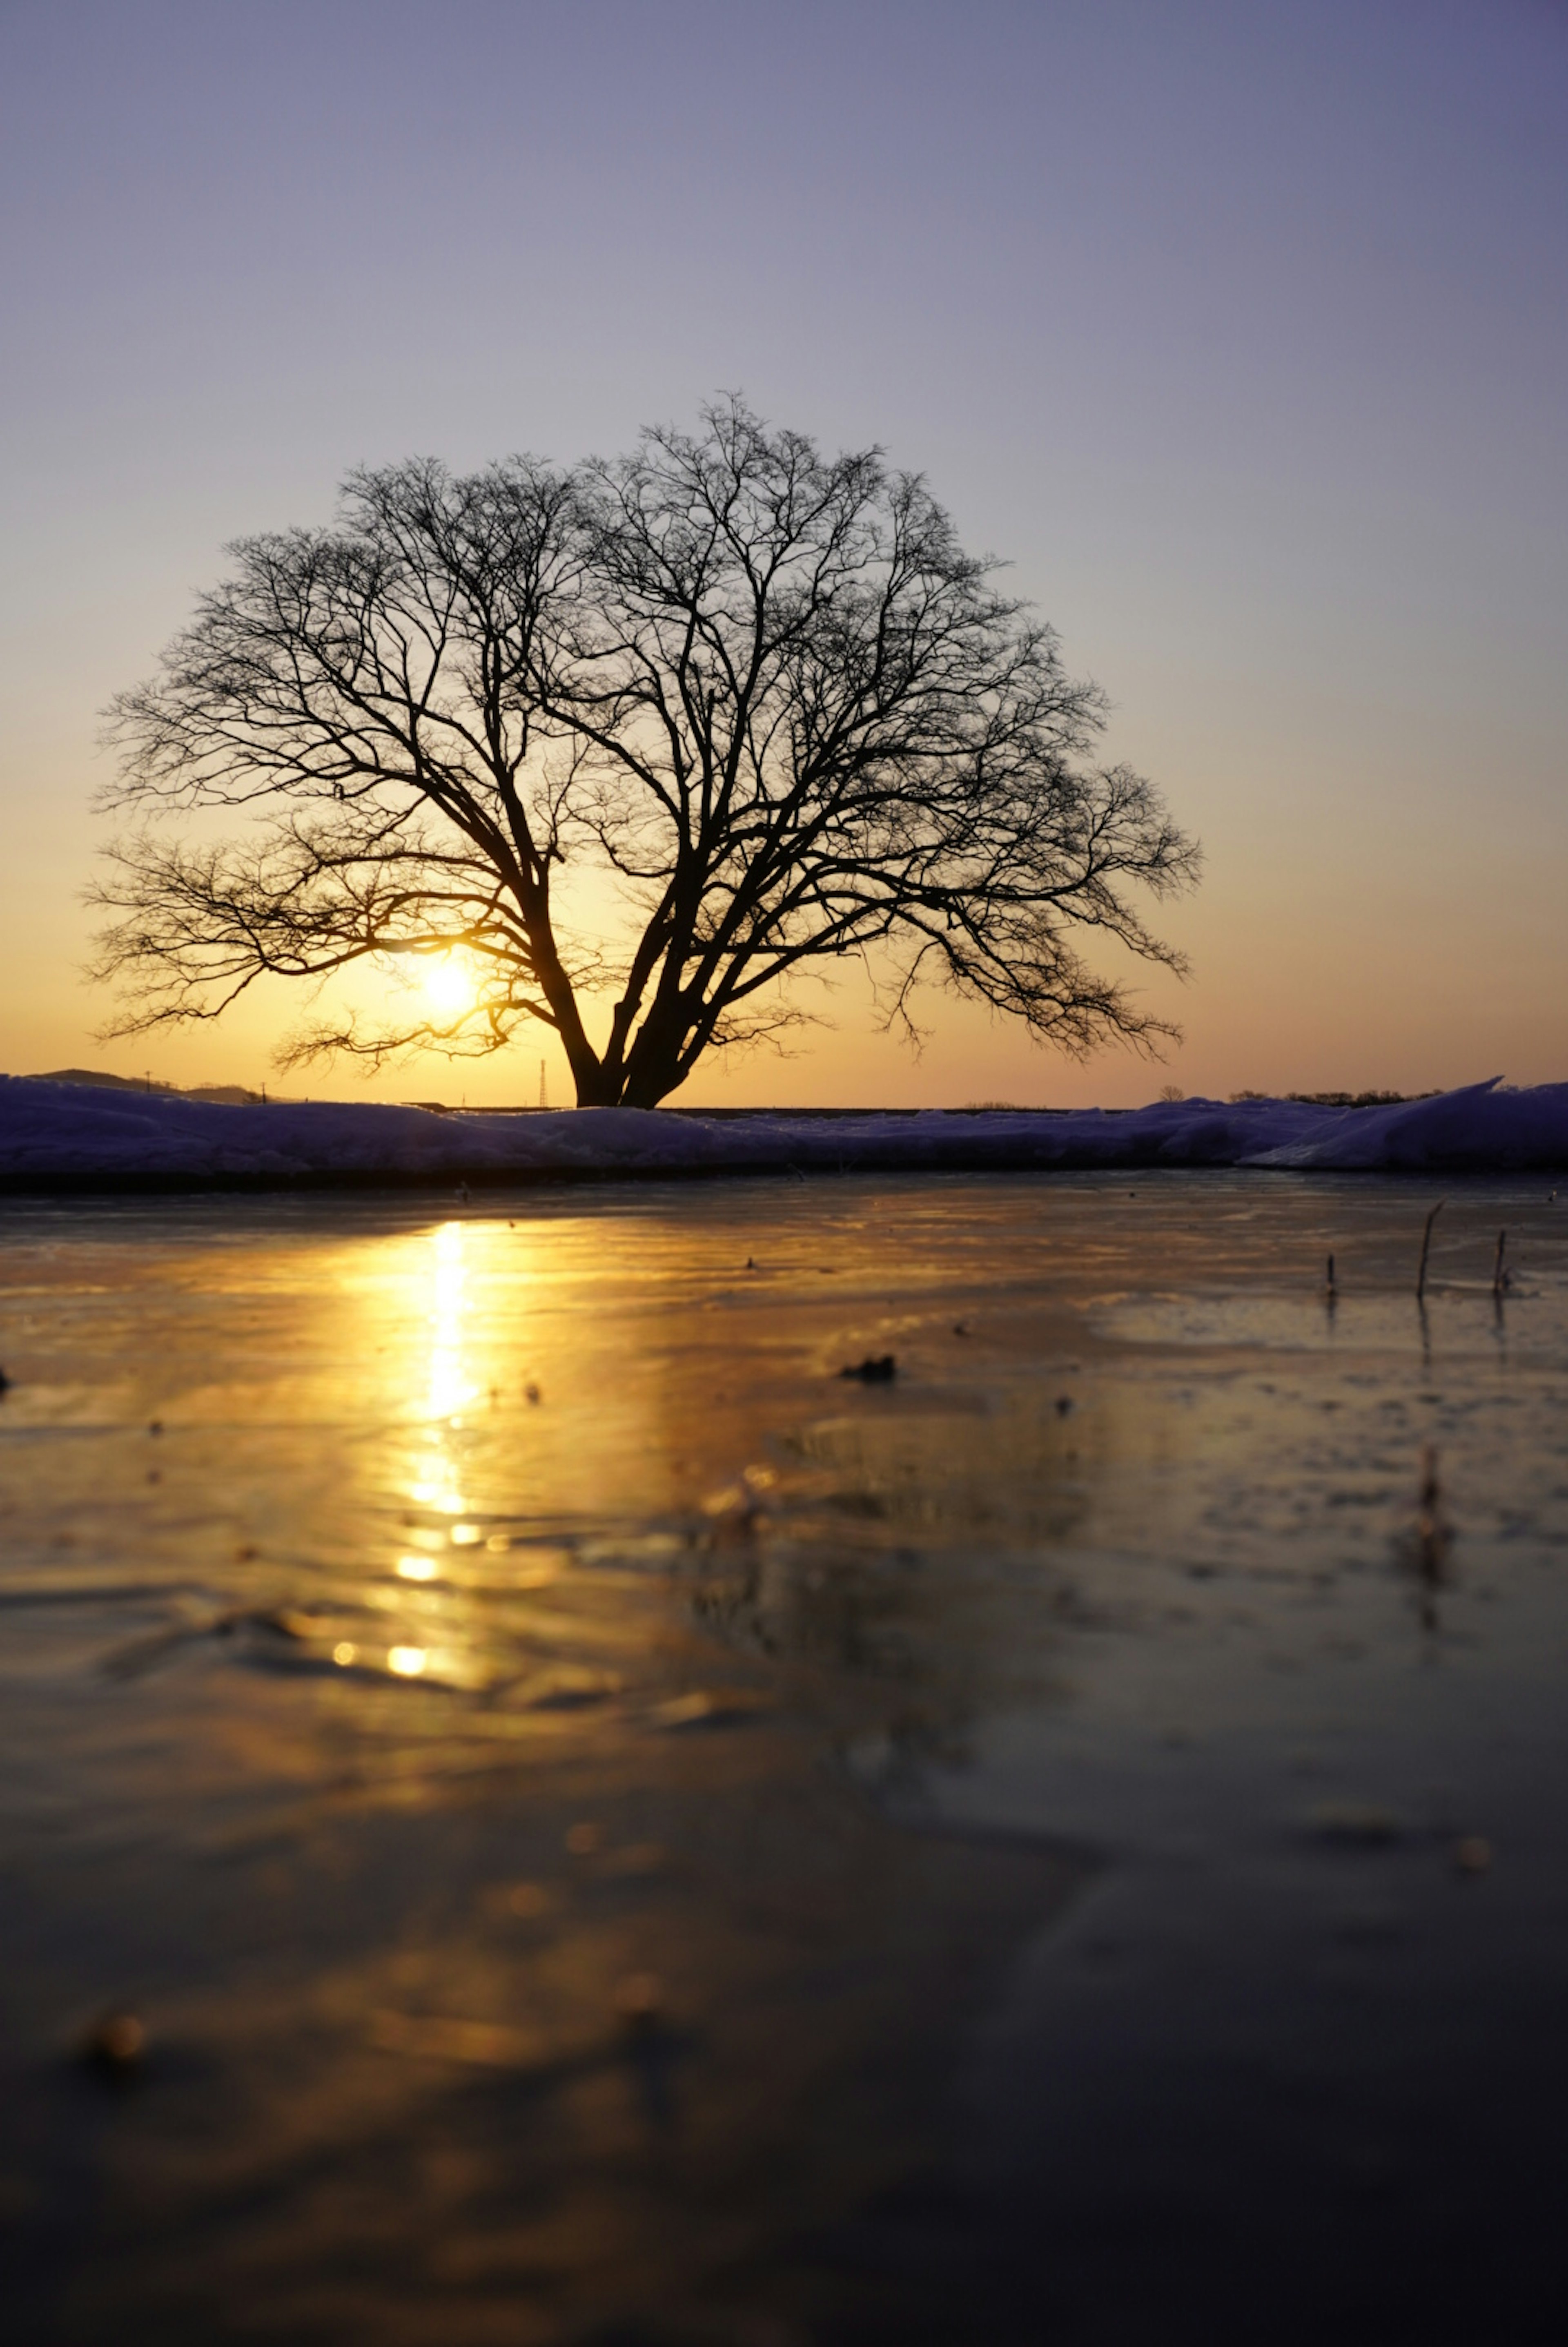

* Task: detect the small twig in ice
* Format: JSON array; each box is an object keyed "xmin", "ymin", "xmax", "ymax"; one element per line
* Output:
[
  {"xmin": 1492, "ymin": 1229, "xmax": 1511, "ymax": 1299},
  {"xmin": 1415, "ymin": 1201, "xmax": 1444, "ymax": 1301}
]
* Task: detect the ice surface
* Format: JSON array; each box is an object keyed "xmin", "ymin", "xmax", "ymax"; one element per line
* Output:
[
  {"xmin": 3, "ymin": 1180, "xmax": 1568, "ymax": 2336},
  {"xmin": 3, "ymin": 1071, "xmax": 1566, "ymax": 1184}
]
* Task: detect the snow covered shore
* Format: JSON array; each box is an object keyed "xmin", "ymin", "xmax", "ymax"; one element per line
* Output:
[{"xmin": 3, "ymin": 1075, "xmax": 1567, "ymax": 1189}]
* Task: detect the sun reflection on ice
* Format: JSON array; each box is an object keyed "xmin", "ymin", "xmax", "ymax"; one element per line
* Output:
[
  {"xmin": 408, "ymin": 1221, "xmax": 477, "ymax": 1518},
  {"xmin": 428, "ymin": 1222, "xmax": 475, "ymax": 1423}
]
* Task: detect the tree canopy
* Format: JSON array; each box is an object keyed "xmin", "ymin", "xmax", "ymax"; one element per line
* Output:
[{"xmin": 94, "ymin": 399, "xmax": 1200, "ymax": 1106}]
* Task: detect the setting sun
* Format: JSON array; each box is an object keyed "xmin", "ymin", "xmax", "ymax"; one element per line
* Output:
[{"xmin": 419, "ymin": 953, "xmax": 474, "ymax": 1021}]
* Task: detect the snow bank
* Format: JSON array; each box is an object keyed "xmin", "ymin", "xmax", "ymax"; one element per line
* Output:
[{"xmin": 2, "ymin": 1074, "xmax": 1565, "ymax": 1189}]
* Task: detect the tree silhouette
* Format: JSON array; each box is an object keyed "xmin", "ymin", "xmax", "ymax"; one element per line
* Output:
[{"xmin": 94, "ymin": 399, "xmax": 1199, "ymax": 1107}]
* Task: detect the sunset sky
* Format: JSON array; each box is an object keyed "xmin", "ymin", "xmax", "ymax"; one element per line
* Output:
[{"xmin": 2, "ymin": 0, "xmax": 1564, "ymax": 1109}]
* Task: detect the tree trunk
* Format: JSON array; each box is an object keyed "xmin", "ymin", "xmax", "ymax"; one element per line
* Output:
[
  {"xmin": 615, "ymin": 1011, "xmax": 686, "ymax": 1109},
  {"xmin": 569, "ymin": 1059, "xmax": 623, "ymax": 1108}
]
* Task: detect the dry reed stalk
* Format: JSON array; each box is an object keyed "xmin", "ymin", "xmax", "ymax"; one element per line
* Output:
[{"xmin": 1415, "ymin": 1201, "xmax": 1444, "ymax": 1301}]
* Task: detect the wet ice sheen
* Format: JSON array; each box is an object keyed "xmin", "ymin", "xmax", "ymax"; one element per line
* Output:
[{"xmin": 1, "ymin": 1171, "xmax": 1566, "ymax": 2343}]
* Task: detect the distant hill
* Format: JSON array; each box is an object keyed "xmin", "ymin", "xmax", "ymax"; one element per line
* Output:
[
  {"xmin": 38, "ymin": 1068, "xmax": 176, "ymax": 1093},
  {"xmin": 34, "ymin": 1069, "xmax": 266, "ymax": 1106}
]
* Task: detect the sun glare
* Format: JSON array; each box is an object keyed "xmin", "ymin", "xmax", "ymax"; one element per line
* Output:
[{"xmin": 421, "ymin": 953, "xmax": 474, "ymax": 1020}]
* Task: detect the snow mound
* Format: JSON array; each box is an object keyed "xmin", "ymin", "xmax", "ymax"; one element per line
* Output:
[{"xmin": 2, "ymin": 1074, "xmax": 1565, "ymax": 1189}]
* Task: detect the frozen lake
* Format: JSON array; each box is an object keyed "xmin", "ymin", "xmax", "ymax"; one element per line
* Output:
[{"xmin": 3, "ymin": 1172, "xmax": 1567, "ymax": 2342}]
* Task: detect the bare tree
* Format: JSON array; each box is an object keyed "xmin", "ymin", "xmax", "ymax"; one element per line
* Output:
[{"xmin": 93, "ymin": 399, "xmax": 1200, "ymax": 1107}]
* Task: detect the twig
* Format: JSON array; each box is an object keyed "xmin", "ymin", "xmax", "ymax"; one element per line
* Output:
[
  {"xmin": 1415, "ymin": 1201, "xmax": 1444, "ymax": 1301},
  {"xmin": 1492, "ymin": 1229, "xmax": 1510, "ymax": 1299}
]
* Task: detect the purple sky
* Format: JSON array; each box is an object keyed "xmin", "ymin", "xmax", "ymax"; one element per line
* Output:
[{"xmin": 3, "ymin": 0, "xmax": 1564, "ymax": 1105}]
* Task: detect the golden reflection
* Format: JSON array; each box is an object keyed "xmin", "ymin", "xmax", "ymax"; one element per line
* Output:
[
  {"xmin": 327, "ymin": 1208, "xmax": 688, "ymax": 1551},
  {"xmin": 428, "ymin": 1220, "xmax": 475, "ymax": 1420},
  {"xmin": 388, "ymin": 1646, "xmax": 428, "ymax": 1678},
  {"xmin": 396, "ymin": 1556, "xmax": 438, "ymax": 1582},
  {"xmin": 408, "ymin": 1220, "xmax": 477, "ymax": 1519}
]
